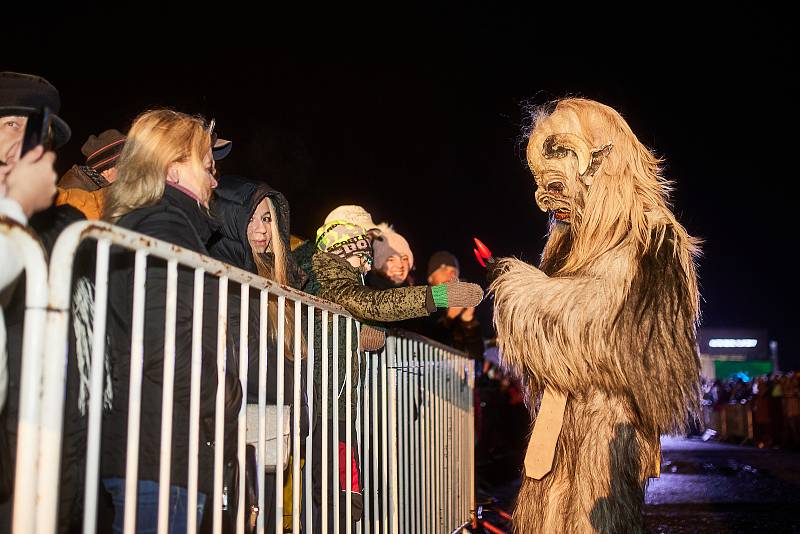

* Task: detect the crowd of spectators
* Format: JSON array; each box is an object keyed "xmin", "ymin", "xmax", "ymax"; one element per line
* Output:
[
  {"xmin": 701, "ymin": 372, "xmax": 800, "ymax": 449},
  {"xmin": 0, "ymin": 70, "xmax": 497, "ymax": 532}
]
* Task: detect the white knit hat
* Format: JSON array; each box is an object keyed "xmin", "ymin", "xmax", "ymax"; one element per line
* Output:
[
  {"xmin": 324, "ymin": 205, "xmax": 378, "ymax": 230},
  {"xmin": 373, "ymin": 225, "xmax": 414, "ymax": 270}
]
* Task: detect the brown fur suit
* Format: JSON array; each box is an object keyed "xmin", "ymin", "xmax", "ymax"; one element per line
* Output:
[{"xmin": 491, "ymin": 98, "xmax": 701, "ymax": 533}]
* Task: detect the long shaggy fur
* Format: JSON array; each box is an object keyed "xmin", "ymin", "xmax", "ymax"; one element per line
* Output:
[{"xmin": 491, "ymin": 98, "xmax": 701, "ymax": 533}]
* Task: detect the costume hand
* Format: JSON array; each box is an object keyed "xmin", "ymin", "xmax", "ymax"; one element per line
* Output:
[
  {"xmin": 485, "ymin": 260, "xmax": 502, "ymax": 285},
  {"xmin": 473, "ymin": 237, "xmax": 500, "ymax": 285}
]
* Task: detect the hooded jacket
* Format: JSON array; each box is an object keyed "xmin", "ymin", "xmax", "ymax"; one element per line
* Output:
[
  {"xmin": 207, "ymin": 176, "xmax": 309, "ymax": 437},
  {"xmin": 208, "ymin": 175, "xmax": 305, "ymax": 288}
]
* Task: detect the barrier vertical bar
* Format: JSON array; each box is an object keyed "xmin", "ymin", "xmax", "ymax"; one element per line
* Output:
[
  {"xmin": 82, "ymin": 239, "xmax": 110, "ymax": 534},
  {"xmin": 156, "ymin": 260, "xmax": 178, "ymax": 534},
  {"xmin": 466, "ymin": 361, "xmax": 475, "ymax": 520},
  {"xmin": 275, "ymin": 296, "xmax": 286, "ymax": 534},
  {"xmin": 123, "ymin": 249, "xmax": 148, "ymax": 534},
  {"xmin": 345, "ymin": 317, "xmax": 353, "ymax": 533},
  {"xmin": 256, "ymin": 290, "xmax": 269, "ymax": 534},
  {"xmin": 433, "ymin": 347, "xmax": 441, "ymax": 531},
  {"xmin": 362, "ymin": 343, "xmax": 371, "ymax": 534},
  {"xmin": 306, "ymin": 306, "xmax": 316, "ymax": 534},
  {"xmin": 332, "ymin": 313, "xmax": 340, "ymax": 534},
  {"xmin": 1, "ymin": 224, "xmax": 46, "ymax": 534},
  {"xmin": 187, "ymin": 269, "xmax": 205, "ymax": 534},
  {"xmin": 355, "ymin": 326, "xmax": 363, "ymax": 534},
  {"xmin": 321, "ymin": 309, "xmax": 329, "ymax": 534},
  {"xmin": 413, "ymin": 342, "xmax": 422, "ymax": 534},
  {"xmin": 401, "ymin": 339, "xmax": 411, "ymax": 534},
  {"xmin": 370, "ymin": 351, "xmax": 379, "ymax": 533},
  {"xmin": 387, "ymin": 337, "xmax": 400, "ymax": 534},
  {"xmin": 380, "ymin": 340, "xmax": 389, "ymax": 534},
  {"xmin": 212, "ymin": 276, "xmax": 229, "ymax": 534},
  {"xmin": 293, "ymin": 300, "xmax": 303, "ymax": 534},
  {"xmin": 236, "ymin": 283, "xmax": 250, "ymax": 534}
]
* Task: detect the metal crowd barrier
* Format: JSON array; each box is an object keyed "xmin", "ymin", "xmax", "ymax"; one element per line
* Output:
[
  {"xmin": 1, "ymin": 219, "xmax": 50, "ymax": 534},
  {"xmin": 380, "ymin": 332, "xmax": 475, "ymax": 534},
  {"xmin": 702, "ymin": 402, "xmax": 753, "ymax": 442},
  {"xmin": 2, "ymin": 220, "xmax": 475, "ymax": 533}
]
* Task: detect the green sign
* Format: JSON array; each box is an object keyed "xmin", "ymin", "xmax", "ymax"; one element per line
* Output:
[{"xmin": 714, "ymin": 360, "xmax": 773, "ymax": 381}]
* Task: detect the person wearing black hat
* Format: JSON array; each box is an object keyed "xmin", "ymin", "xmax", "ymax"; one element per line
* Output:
[
  {"xmin": 0, "ymin": 71, "xmax": 70, "ymax": 524},
  {"xmin": 0, "ymin": 71, "xmax": 71, "ymax": 164},
  {"xmin": 1, "ymin": 70, "xmax": 68, "ymax": 417},
  {"xmin": 0, "ymin": 71, "xmax": 66, "ymax": 253},
  {"xmin": 0, "ymin": 71, "xmax": 82, "ymax": 254}
]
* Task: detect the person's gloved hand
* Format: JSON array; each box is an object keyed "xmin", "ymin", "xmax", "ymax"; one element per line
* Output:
[
  {"xmin": 359, "ymin": 325, "xmax": 386, "ymax": 352},
  {"xmin": 429, "ymin": 281, "xmax": 484, "ymax": 309}
]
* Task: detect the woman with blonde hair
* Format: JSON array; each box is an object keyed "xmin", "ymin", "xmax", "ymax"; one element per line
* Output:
[
  {"xmin": 208, "ymin": 175, "xmax": 305, "ymax": 288},
  {"xmin": 102, "ymin": 109, "xmax": 242, "ymax": 533},
  {"xmin": 207, "ymin": 175, "xmax": 309, "ymax": 532}
]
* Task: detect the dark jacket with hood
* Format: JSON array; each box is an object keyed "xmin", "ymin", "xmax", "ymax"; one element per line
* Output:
[
  {"xmin": 208, "ymin": 175, "xmax": 305, "ymax": 287},
  {"xmin": 102, "ymin": 185, "xmax": 243, "ymax": 494},
  {"xmin": 207, "ymin": 176, "xmax": 309, "ymax": 438}
]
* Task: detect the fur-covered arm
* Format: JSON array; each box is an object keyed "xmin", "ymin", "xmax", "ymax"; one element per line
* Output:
[{"xmin": 490, "ymin": 256, "xmax": 627, "ymax": 394}]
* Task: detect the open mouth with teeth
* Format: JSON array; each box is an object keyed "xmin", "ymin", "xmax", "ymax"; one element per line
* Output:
[{"xmin": 552, "ymin": 208, "xmax": 571, "ymax": 221}]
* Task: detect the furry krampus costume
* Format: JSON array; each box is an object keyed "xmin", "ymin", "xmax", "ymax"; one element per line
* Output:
[{"xmin": 491, "ymin": 98, "xmax": 701, "ymax": 533}]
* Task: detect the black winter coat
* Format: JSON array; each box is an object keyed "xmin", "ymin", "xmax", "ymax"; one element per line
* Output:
[
  {"xmin": 207, "ymin": 176, "xmax": 309, "ymax": 438},
  {"xmin": 102, "ymin": 185, "xmax": 242, "ymax": 493},
  {"xmin": 208, "ymin": 175, "xmax": 305, "ymax": 288}
]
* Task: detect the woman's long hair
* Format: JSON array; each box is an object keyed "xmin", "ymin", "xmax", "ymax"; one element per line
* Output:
[
  {"xmin": 103, "ymin": 109, "xmax": 211, "ymax": 222},
  {"xmin": 251, "ymin": 197, "xmax": 288, "ymax": 285},
  {"xmin": 250, "ymin": 196, "xmax": 304, "ymax": 360}
]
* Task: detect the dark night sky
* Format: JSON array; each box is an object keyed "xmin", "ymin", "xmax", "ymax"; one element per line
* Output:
[{"xmin": 9, "ymin": 7, "xmax": 799, "ymax": 367}]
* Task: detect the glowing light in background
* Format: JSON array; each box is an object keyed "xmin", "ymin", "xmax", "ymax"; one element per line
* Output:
[{"xmin": 708, "ymin": 338, "xmax": 758, "ymax": 348}]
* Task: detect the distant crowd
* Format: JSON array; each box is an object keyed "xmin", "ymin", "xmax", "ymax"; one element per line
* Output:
[{"xmin": 702, "ymin": 372, "xmax": 800, "ymax": 448}]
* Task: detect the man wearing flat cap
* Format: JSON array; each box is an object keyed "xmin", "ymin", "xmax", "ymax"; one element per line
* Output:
[
  {"xmin": 54, "ymin": 128, "xmax": 126, "ymax": 219},
  {"xmin": 0, "ymin": 71, "xmax": 71, "ymax": 165}
]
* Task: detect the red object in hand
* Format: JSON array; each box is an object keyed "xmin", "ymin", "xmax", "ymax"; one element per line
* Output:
[{"xmin": 473, "ymin": 237, "xmax": 495, "ymax": 268}]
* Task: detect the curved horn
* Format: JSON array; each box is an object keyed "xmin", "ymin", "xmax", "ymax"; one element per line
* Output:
[
  {"xmin": 541, "ymin": 133, "xmax": 593, "ymax": 176},
  {"xmin": 581, "ymin": 143, "xmax": 613, "ymax": 186},
  {"xmin": 527, "ymin": 130, "xmax": 613, "ymax": 187}
]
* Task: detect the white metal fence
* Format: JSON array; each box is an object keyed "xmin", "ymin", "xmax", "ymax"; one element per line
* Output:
[
  {"xmin": 1, "ymin": 220, "xmax": 475, "ymax": 534},
  {"xmin": 1, "ymin": 218, "xmax": 50, "ymax": 534}
]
